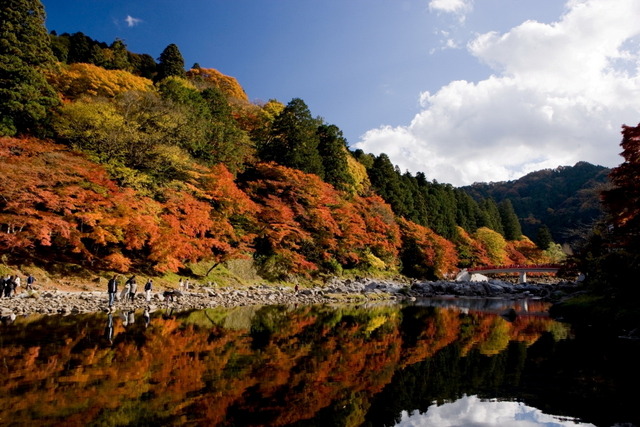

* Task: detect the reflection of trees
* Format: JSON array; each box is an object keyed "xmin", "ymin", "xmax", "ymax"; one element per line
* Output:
[{"xmin": 0, "ymin": 305, "xmax": 564, "ymax": 426}]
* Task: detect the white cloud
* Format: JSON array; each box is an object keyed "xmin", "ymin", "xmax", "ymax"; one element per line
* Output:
[
  {"xmin": 125, "ymin": 15, "xmax": 142, "ymax": 27},
  {"xmin": 395, "ymin": 395, "xmax": 596, "ymax": 426},
  {"xmin": 355, "ymin": 0, "xmax": 640, "ymax": 186},
  {"xmin": 429, "ymin": 0, "xmax": 473, "ymax": 15}
]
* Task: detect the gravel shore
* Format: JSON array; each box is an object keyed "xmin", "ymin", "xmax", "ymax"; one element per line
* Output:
[{"xmin": 0, "ymin": 277, "xmax": 582, "ymax": 317}]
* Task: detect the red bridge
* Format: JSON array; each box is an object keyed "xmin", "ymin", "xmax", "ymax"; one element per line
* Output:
[{"xmin": 461, "ymin": 264, "xmax": 562, "ymax": 283}]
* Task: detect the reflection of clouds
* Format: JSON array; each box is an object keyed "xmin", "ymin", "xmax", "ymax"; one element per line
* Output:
[{"xmin": 395, "ymin": 395, "xmax": 596, "ymax": 427}]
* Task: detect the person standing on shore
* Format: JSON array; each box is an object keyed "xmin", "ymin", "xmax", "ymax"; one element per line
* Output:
[
  {"xmin": 120, "ymin": 277, "xmax": 130, "ymax": 302},
  {"xmin": 13, "ymin": 275, "xmax": 20, "ymax": 295},
  {"xmin": 25, "ymin": 274, "xmax": 35, "ymax": 291},
  {"xmin": 144, "ymin": 278, "xmax": 153, "ymax": 302},
  {"xmin": 127, "ymin": 276, "xmax": 137, "ymax": 302},
  {"xmin": 107, "ymin": 275, "xmax": 119, "ymax": 307},
  {"xmin": 2, "ymin": 275, "xmax": 11, "ymax": 297}
]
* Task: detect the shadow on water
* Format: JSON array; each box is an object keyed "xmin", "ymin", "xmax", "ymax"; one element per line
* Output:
[{"xmin": 0, "ymin": 299, "xmax": 637, "ymax": 426}]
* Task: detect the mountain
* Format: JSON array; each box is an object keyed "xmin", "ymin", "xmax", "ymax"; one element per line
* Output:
[{"xmin": 461, "ymin": 162, "xmax": 610, "ymax": 244}]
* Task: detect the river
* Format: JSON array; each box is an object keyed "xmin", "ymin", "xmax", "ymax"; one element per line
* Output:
[{"xmin": 0, "ymin": 298, "xmax": 638, "ymax": 426}]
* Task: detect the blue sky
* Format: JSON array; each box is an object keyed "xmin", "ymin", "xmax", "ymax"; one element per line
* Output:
[{"xmin": 41, "ymin": 0, "xmax": 640, "ymax": 186}]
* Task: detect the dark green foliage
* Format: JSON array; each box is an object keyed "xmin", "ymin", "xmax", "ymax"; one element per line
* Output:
[
  {"xmin": 368, "ymin": 154, "xmax": 409, "ymax": 217},
  {"xmin": 128, "ymin": 52, "xmax": 157, "ymax": 79},
  {"xmin": 316, "ymin": 124, "xmax": 354, "ymax": 191},
  {"xmin": 201, "ymin": 87, "xmax": 254, "ymax": 174},
  {"xmin": 400, "ymin": 235, "xmax": 436, "ymax": 279},
  {"xmin": 105, "ymin": 39, "xmax": 131, "ymax": 71},
  {"xmin": 259, "ymin": 98, "xmax": 324, "ymax": 178},
  {"xmin": 158, "ymin": 77, "xmax": 212, "ymax": 155},
  {"xmin": 535, "ymin": 225, "xmax": 553, "ymax": 250},
  {"xmin": 64, "ymin": 31, "xmax": 107, "ymax": 64},
  {"xmin": 498, "ymin": 199, "xmax": 522, "ymax": 240},
  {"xmin": 352, "ymin": 149, "xmax": 374, "ymax": 169},
  {"xmin": 423, "ymin": 182, "xmax": 458, "ymax": 240},
  {"xmin": 455, "ymin": 191, "xmax": 482, "ymax": 233},
  {"xmin": 155, "ymin": 43, "xmax": 186, "ymax": 82},
  {"xmin": 400, "ymin": 172, "xmax": 429, "ymax": 226},
  {"xmin": 51, "ymin": 31, "xmax": 156, "ymax": 77},
  {"xmin": 478, "ymin": 198, "xmax": 504, "ymax": 235},
  {"xmin": 0, "ymin": 0, "xmax": 60, "ymax": 136},
  {"xmin": 463, "ymin": 162, "xmax": 608, "ymax": 243},
  {"xmin": 49, "ymin": 30, "xmax": 68, "ymax": 62}
]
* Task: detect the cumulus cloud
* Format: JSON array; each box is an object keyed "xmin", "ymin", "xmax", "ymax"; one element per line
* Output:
[
  {"xmin": 125, "ymin": 15, "xmax": 142, "ymax": 27},
  {"xmin": 355, "ymin": 0, "xmax": 640, "ymax": 186},
  {"xmin": 395, "ymin": 395, "xmax": 596, "ymax": 426}
]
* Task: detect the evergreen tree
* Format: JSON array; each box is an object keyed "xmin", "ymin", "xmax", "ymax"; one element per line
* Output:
[
  {"xmin": 402, "ymin": 172, "xmax": 428, "ymax": 226},
  {"xmin": 498, "ymin": 199, "xmax": 522, "ymax": 240},
  {"xmin": 202, "ymin": 87, "xmax": 254, "ymax": 174},
  {"xmin": 128, "ymin": 52, "xmax": 157, "ymax": 79},
  {"xmin": 368, "ymin": 153, "xmax": 409, "ymax": 217},
  {"xmin": 423, "ymin": 182, "xmax": 458, "ymax": 240},
  {"xmin": 316, "ymin": 124, "xmax": 354, "ymax": 191},
  {"xmin": 535, "ymin": 225, "xmax": 553, "ymax": 250},
  {"xmin": 0, "ymin": 0, "xmax": 59, "ymax": 136},
  {"xmin": 455, "ymin": 190, "xmax": 481, "ymax": 233},
  {"xmin": 260, "ymin": 98, "xmax": 324, "ymax": 177},
  {"xmin": 105, "ymin": 39, "xmax": 130, "ymax": 71},
  {"xmin": 66, "ymin": 32, "xmax": 94, "ymax": 63},
  {"xmin": 479, "ymin": 198, "xmax": 504, "ymax": 235},
  {"xmin": 49, "ymin": 30, "xmax": 69, "ymax": 62},
  {"xmin": 155, "ymin": 43, "xmax": 185, "ymax": 82}
]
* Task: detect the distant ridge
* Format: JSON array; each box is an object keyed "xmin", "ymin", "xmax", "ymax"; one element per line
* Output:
[{"xmin": 461, "ymin": 162, "xmax": 610, "ymax": 243}]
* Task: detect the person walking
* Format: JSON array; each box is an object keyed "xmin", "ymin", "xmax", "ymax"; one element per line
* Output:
[
  {"xmin": 107, "ymin": 275, "xmax": 119, "ymax": 307},
  {"xmin": 144, "ymin": 278, "xmax": 153, "ymax": 302}
]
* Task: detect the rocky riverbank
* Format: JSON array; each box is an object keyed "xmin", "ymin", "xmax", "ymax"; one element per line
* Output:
[{"xmin": 0, "ymin": 277, "xmax": 583, "ymax": 318}]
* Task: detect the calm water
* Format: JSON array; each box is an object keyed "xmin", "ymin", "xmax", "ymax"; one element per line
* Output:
[{"xmin": 0, "ymin": 299, "xmax": 638, "ymax": 426}]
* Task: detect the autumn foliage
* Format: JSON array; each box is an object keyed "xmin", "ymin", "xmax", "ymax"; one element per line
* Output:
[{"xmin": 0, "ymin": 133, "xmax": 549, "ymax": 278}]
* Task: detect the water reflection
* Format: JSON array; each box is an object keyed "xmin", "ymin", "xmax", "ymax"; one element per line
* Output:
[
  {"xmin": 0, "ymin": 301, "xmax": 637, "ymax": 426},
  {"xmin": 395, "ymin": 395, "xmax": 596, "ymax": 427}
]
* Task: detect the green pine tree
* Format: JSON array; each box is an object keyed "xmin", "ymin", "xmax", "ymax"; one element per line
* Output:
[
  {"xmin": 259, "ymin": 98, "xmax": 324, "ymax": 178},
  {"xmin": 105, "ymin": 39, "xmax": 131, "ymax": 71},
  {"xmin": 0, "ymin": 0, "xmax": 59, "ymax": 136},
  {"xmin": 155, "ymin": 43, "xmax": 185, "ymax": 82},
  {"xmin": 499, "ymin": 199, "xmax": 523, "ymax": 240},
  {"xmin": 317, "ymin": 124, "xmax": 354, "ymax": 191},
  {"xmin": 535, "ymin": 225, "xmax": 553, "ymax": 249}
]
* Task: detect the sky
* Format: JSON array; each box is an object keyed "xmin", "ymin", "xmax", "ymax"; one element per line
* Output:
[{"xmin": 41, "ymin": 0, "xmax": 640, "ymax": 186}]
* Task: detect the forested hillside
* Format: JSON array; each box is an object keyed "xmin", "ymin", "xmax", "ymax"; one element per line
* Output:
[
  {"xmin": 0, "ymin": 0, "xmax": 566, "ymax": 282},
  {"xmin": 462, "ymin": 162, "xmax": 609, "ymax": 245}
]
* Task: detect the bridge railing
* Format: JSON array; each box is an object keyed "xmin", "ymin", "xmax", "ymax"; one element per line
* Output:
[{"xmin": 467, "ymin": 263, "xmax": 562, "ymax": 272}]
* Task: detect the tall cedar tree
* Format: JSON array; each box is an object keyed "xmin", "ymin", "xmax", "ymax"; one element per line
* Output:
[
  {"xmin": 260, "ymin": 98, "xmax": 324, "ymax": 178},
  {"xmin": 535, "ymin": 225, "xmax": 553, "ymax": 250},
  {"xmin": 316, "ymin": 124, "xmax": 354, "ymax": 191},
  {"xmin": 105, "ymin": 39, "xmax": 131, "ymax": 71},
  {"xmin": 155, "ymin": 43, "xmax": 186, "ymax": 82},
  {"xmin": 368, "ymin": 153, "xmax": 409, "ymax": 217},
  {"xmin": 479, "ymin": 198, "xmax": 504, "ymax": 235},
  {"xmin": 498, "ymin": 199, "xmax": 522, "ymax": 240},
  {"xmin": 0, "ymin": 0, "xmax": 59, "ymax": 136}
]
